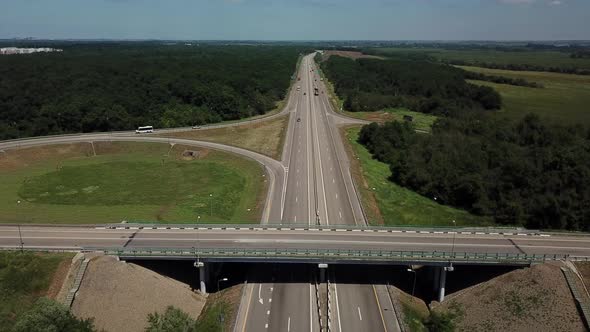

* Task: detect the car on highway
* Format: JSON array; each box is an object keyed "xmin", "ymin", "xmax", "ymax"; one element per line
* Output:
[
  {"xmin": 192, "ymin": 125, "xmax": 202, "ymax": 129},
  {"xmin": 135, "ymin": 126, "xmax": 154, "ymax": 134},
  {"xmin": 297, "ymin": 118, "xmax": 301, "ymax": 122}
]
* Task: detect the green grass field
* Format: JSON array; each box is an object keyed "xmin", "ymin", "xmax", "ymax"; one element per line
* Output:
[
  {"xmin": 345, "ymin": 127, "xmax": 493, "ymax": 227},
  {"xmin": 0, "ymin": 142, "xmax": 267, "ymax": 224},
  {"xmin": 372, "ymin": 47, "xmax": 590, "ymax": 70},
  {"xmin": 0, "ymin": 252, "xmax": 72, "ymax": 331},
  {"xmin": 462, "ymin": 66, "xmax": 590, "ymax": 124}
]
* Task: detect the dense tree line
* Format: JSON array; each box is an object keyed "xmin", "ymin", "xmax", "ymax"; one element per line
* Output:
[
  {"xmin": 319, "ymin": 55, "xmax": 501, "ymax": 115},
  {"xmin": 359, "ymin": 114, "xmax": 590, "ymax": 231},
  {"xmin": 462, "ymin": 71, "xmax": 544, "ymax": 88},
  {"xmin": 0, "ymin": 44, "xmax": 301, "ymax": 139}
]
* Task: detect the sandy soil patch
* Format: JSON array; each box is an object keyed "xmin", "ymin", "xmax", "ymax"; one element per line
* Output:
[
  {"xmin": 575, "ymin": 262, "xmax": 590, "ymax": 290},
  {"xmin": 436, "ymin": 262, "xmax": 585, "ymax": 332},
  {"xmin": 72, "ymin": 256, "xmax": 206, "ymax": 332}
]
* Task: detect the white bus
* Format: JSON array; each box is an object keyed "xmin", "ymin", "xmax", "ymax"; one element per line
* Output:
[{"xmin": 135, "ymin": 126, "xmax": 154, "ymax": 134}]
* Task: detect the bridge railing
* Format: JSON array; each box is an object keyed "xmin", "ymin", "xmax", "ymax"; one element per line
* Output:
[
  {"xmin": 100, "ymin": 223, "xmax": 545, "ymax": 236},
  {"xmin": 82, "ymin": 247, "xmax": 590, "ymax": 263},
  {"xmin": 2, "ymin": 247, "xmax": 589, "ymax": 263}
]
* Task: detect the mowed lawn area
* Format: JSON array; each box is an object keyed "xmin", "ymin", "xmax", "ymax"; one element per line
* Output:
[
  {"xmin": 462, "ymin": 66, "xmax": 590, "ymax": 124},
  {"xmin": 0, "ymin": 142, "xmax": 267, "ymax": 224},
  {"xmin": 0, "ymin": 251, "xmax": 72, "ymax": 331},
  {"xmin": 344, "ymin": 127, "xmax": 493, "ymax": 227}
]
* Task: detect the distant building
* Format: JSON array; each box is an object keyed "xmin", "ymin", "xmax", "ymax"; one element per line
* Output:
[{"xmin": 0, "ymin": 47, "xmax": 63, "ymax": 55}]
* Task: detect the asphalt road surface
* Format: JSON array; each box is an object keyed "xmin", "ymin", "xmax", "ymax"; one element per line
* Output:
[
  {"xmin": 241, "ymin": 54, "xmax": 396, "ymax": 332},
  {"xmin": 2, "ymin": 226, "xmax": 589, "ymax": 257}
]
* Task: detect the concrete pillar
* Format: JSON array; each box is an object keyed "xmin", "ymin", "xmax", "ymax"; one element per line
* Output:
[
  {"xmin": 194, "ymin": 261, "xmax": 206, "ymax": 294},
  {"xmin": 432, "ymin": 266, "xmax": 441, "ymax": 292},
  {"xmin": 318, "ymin": 263, "xmax": 328, "ymax": 283},
  {"xmin": 438, "ymin": 267, "xmax": 447, "ymax": 303}
]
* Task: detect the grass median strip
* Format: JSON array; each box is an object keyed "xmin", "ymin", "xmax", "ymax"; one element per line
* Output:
[
  {"xmin": 0, "ymin": 142, "xmax": 267, "ymax": 224},
  {"xmin": 343, "ymin": 126, "xmax": 492, "ymax": 227}
]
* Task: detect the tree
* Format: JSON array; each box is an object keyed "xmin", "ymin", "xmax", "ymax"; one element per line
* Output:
[
  {"xmin": 145, "ymin": 306, "xmax": 196, "ymax": 332},
  {"xmin": 13, "ymin": 298, "xmax": 96, "ymax": 332}
]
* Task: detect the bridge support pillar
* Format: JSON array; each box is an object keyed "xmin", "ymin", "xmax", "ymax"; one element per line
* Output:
[
  {"xmin": 437, "ymin": 265, "xmax": 454, "ymax": 303},
  {"xmin": 438, "ymin": 268, "xmax": 447, "ymax": 302},
  {"xmin": 318, "ymin": 263, "xmax": 328, "ymax": 283},
  {"xmin": 194, "ymin": 261, "xmax": 207, "ymax": 294},
  {"xmin": 432, "ymin": 266, "xmax": 441, "ymax": 292}
]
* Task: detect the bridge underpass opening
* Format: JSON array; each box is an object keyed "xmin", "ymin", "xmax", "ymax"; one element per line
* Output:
[{"xmin": 125, "ymin": 260, "xmax": 522, "ymax": 302}]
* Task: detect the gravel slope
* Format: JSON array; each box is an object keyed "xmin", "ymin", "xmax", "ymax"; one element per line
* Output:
[{"xmin": 72, "ymin": 256, "xmax": 206, "ymax": 332}]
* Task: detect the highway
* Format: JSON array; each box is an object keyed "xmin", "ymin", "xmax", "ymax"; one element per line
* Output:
[
  {"xmin": 2, "ymin": 226, "xmax": 590, "ymax": 256},
  {"xmin": 3, "ymin": 53, "xmax": 589, "ymax": 332},
  {"xmin": 241, "ymin": 54, "xmax": 396, "ymax": 332}
]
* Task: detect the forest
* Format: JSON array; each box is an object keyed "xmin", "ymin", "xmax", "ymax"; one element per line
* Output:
[
  {"xmin": 358, "ymin": 114, "xmax": 590, "ymax": 231},
  {"xmin": 318, "ymin": 55, "xmax": 501, "ymax": 115},
  {"xmin": 0, "ymin": 44, "xmax": 301, "ymax": 139}
]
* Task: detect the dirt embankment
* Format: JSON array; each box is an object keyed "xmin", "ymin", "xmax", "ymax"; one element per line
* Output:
[
  {"xmin": 72, "ymin": 256, "xmax": 206, "ymax": 332},
  {"xmin": 435, "ymin": 262, "xmax": 586, "ymax": 332}
]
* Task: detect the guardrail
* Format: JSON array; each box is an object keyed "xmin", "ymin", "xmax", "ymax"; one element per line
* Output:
[
  {"xmin": 3, "ymin": 247, "xmax": 590, "ymax": 264},
  {"xmin": 87, "ymin": 247, "xmax": 590, "ymax": 263},
  {"xmin": 100, "ymin": 223, "xmax": 545, "ymax": 236}
]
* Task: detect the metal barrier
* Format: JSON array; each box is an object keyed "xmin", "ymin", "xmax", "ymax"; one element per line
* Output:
[
  {"xmin": 2, "ymin": 247, "xmax": 589, "ymax": 264},
  {"xmin": 86, "ymin": 247, "xmax": 589, "ymax": 263}
]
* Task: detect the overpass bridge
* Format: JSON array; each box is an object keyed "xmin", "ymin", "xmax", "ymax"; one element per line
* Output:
[{"xmin": 2, "ymin": 224, "xmax": 589, "ymax": 301}]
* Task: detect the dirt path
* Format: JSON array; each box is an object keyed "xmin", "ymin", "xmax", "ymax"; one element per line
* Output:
[{"xmin": 72, "ymin": 256, "xmax": 206, "ymax": 332}]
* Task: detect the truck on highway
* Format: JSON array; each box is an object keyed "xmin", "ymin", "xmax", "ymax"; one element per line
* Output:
[{"xmin": 314, "ymin": 87, "xmax": 319, "ymax": 96}]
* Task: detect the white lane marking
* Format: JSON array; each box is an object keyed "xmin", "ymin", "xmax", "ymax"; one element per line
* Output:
[
  {"xmin": 267, "ymin": 310, "xmax": 270, "ymax": 315},
  {"xmin": 288, "ymin": 317, "xmax": 291, "ymax": 332},
  {"xmin": 269, "ymin": 298, "xmax": 272, "ymax": 303},
  {"xmin": 333, "ymin": 178, "xmax": 335, "ymax": 184},
  {"xmin": 339, "ymin": 211, "xmax": 342, "ymax": 219},
  {"xmin": 334, "ymin": 283, "xmax": 343, "ymax": 332},
  {"xmin": 258, "ymin": 284, "xmax": 263, "ymax": 304},
  {"xmin": 358, "ymin": 306, "xmax": 363, "ymax": 321},
  {"xmin": 294, "ymin": 215, "xmax": 297, "ymax": 222},
  {"xmin": 265, "ymin": 323, "xmax": 268, "ymax": 329},
  {"xmin": 297, "ymin": 181, "xmax": 299, "ymax": 187},
  {"xmin": 309, "ymin": 284, "xmax": 313, "ymax": 332},
  {"xmin": 336, "ymin": 193, "xmax": 338, "ymax": 199},
  {"xmin": 296, "ymin": 196, "xmax": 298, "ymax": 203}
]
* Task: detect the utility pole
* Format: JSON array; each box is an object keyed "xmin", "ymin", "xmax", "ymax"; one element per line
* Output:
[
  {"xmin": 209, "ymin": 194, "xmax": 213, "ymax": 217},
  {"xmin": 18, "ymin": 224, "xmax": 24, "ymax": 252},
  {"xmin": 451, "ymin": 220, "xmax": 457, "ymax": 257}
]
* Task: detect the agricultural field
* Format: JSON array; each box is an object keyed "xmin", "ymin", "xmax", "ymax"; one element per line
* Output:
[
  {"xmin": 462, "ymin": 66, "xmax": 590, "ymax": 124},
  {"xmin": 371, "ymin": 47, "xmax": 590, "ymax": 71},
  {"xmin": 343, "ymin": 127, "xmax": 493, "ymax": 227},
  {"xmin": 0, "ymin": 142, "xmax": 267, "ymax": 224}
]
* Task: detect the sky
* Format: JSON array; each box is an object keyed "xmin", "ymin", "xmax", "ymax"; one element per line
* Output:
[{"xmin": 0, "ymin": 0, "xmax": 589, "ymax": 41}]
